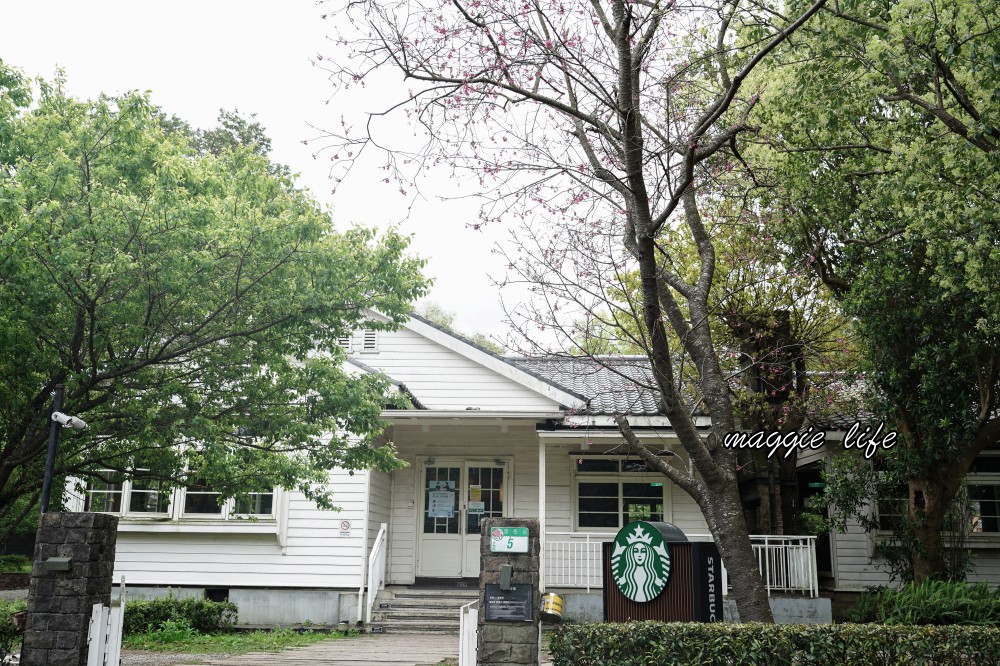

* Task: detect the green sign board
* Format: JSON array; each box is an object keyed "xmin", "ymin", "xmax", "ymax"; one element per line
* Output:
[
  {"xmin": 610, "ymin": 521, "xmax": 671, "ymax": 602},
  {"xmin": 489, "ymin": 526, "xmax": 529, "ymax": 553}
]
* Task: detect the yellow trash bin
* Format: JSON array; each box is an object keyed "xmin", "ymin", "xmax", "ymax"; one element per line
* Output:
[{"xmin": 540, "ymin": 592, "xmax": 563, "ymax": 622}]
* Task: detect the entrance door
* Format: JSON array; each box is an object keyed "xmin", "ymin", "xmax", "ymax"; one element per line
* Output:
[{"xmin": 418, "ymin": 460, "xmax": 507, "ymax": 577}]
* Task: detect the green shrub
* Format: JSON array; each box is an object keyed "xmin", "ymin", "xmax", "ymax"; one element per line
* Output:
[
  {"xmin": 0, "ymin": 599, "xmax": 26, "ymax": 660},
  {"xmin": 0, "ymin": 555, "xmax": 31, "ymax": 574},
  {"xmin": 550, "ymin": 622, "xmax": 1000, "ymax": 666},
  {"xmin": 123, "ymin": 596, "xmax": 237, "ymax": 635},
  {"xmin": 850, "ymin": 580, "xmax": 1000, "ymax": 625}
]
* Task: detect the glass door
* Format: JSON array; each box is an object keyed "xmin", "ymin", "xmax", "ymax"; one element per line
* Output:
[
  {"xmin": 462, "ymin": 463, "xmax": 506, "ymax": 576},
  {"xmin": 418, "ymin": 465, "xmax": 463, "ymax": 576},
  {"xmin": 417, "ymin": 460, "xmax": 510, "ymax": 577}
]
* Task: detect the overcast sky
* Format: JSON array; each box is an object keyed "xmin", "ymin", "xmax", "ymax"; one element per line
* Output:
[{"xmin": 3, "ymin": 0, "xmax": 517, "ymax": 338}]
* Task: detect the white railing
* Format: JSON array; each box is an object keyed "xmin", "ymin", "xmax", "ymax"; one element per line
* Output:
[
  {"xmin": 545, "ymin": 532, "xmax": 817, "ymax": 597},
  {"xmin": 752, "ymin": 535, "xmax": 818, "ymax": 597},
  {"xmin": 458, "ymin": 599, "xmax": 479, "ymax": 666},
  {"xmin": 365, "ymin": 522, "xmax": 389, "ymax": 624}
]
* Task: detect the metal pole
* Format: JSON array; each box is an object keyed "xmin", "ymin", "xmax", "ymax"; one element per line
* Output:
[{"xmin": 39, "ymin": 384, "xmax": 64, "ymax": 514}]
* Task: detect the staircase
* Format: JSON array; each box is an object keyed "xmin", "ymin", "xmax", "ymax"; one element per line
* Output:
[{"xmin": 368, "ymin": 585, "xmax": 479, "ymax": 634}]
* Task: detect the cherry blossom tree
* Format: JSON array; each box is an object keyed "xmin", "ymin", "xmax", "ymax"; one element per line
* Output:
[{"xmin": 317, "ymin": 0, "xmax": 829, "ymax": 623}]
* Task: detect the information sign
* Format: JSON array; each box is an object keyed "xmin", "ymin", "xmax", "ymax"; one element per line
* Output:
[
  {"xmin": 489, "ymin": 526, "xmax": 529, "ymax": 553},
  {"xmin": 484, "ymin": 584, "xmax": 534, "ymax": 622}
]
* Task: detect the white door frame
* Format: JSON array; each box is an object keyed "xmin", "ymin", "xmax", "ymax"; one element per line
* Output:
[{"xmin": 415, "ymin": 456, "xmax": 513, "ymax": 577}]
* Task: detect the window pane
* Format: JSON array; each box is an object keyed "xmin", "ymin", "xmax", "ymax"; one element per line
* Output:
[
  {"xmin": 576, "ymin": 459, "xmax": 619, "ymax": 473},
  {"xmin": 128, "ymin": 476, "xmax": 169, "ymax": 513},
  {"xmin": 235, "ymin": 493, "xmax": 274, "ymax": 515},
  {"xmin": 622, "ymin": 459, "xmax": 656, "ymax": 473},
  {"xmin": 184, "ymin": 479, "xmax": 222, "ymax": 514},
  {"xmin": 970, "ymin": 457, "xmax": 1000, "ymax": 474},
  {"xmin": 623, "ymin": 483, "xmax": 664, "ymax": 523},
  {"xmin": 578, "ymin": 482, "xmax": 619, "ymax": 528},
  {"xmin": 85, "ymin": 473, "xmax": 124, "ymax": 513},
  {"xmin": 970, "ymin": 485, "xmax": 1000, "ymax": 533}
]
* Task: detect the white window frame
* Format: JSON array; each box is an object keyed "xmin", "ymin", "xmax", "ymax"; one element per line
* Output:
[
  {"xmin": 84, "ymin": 470, "xmax": 170, "ymax": 517},
  {"xmin": 969, "ymin": 452, "xmax": 1000, "ymax": 536},
  {"xmin": 571, "ymin": 454, "xmax": 670, "ymax": 531},
  {"xmin": 82, "ymin": 472, "xmax": 275, "ymax": 522}
]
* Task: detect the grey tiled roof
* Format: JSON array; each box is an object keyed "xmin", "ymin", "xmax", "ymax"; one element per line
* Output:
[{"xmin": 507, "ymin": 356, "xmax": 663, "ymax": 416}]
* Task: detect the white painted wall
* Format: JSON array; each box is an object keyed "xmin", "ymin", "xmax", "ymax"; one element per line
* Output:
[
  {"xmin": 351, "ymin": 325, "xmax": 565, "ymax": 412},
  {"xmin": 111, "ymin": 468, "xmax": 370, "ymax": 589}
]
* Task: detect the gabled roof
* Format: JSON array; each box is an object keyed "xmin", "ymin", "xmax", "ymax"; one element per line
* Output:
[{"xmin": 508, "ymin": 356, "xmax": 662, "ymax": 416}]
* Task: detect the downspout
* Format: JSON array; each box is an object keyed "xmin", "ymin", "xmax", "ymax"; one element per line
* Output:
[{"xmin": 539, "ymin": 433, "xmax": 546, "ymax": 593}]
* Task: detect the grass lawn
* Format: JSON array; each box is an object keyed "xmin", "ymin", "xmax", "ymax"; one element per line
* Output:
[{"xmin": 123, "ymin": 627, "xmax": 355, "ymax": 654}]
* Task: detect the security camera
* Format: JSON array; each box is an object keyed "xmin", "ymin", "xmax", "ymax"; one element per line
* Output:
[{"xmin": 51, "ymin": 411, "xmax": 88, "ymax": 430}]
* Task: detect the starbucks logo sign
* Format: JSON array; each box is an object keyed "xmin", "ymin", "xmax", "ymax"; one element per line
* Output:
[{"xmin": 611, "ymin": 521, "xmax": 671, "ymax": 602}]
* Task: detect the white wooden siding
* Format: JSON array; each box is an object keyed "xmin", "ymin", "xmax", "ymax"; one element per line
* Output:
[
  {"xmin": 357, "ymin": 327, "xmax": 564, "ymax": 411},
  {"xmin": 367, "ymin": 470, "xmax": 392, "ymax": 552},
  {"xmin": 832, "ymin": 518, "xmax": 1000, "ymax": 590},
  {"xmin": 112, "ymin": 468, "xmax": 370, "ymax": 589}
]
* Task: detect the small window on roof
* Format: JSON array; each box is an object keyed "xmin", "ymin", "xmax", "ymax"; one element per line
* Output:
[{"xmin": 337, "ymin": 334, "xmax": 353, "ymax": 353}]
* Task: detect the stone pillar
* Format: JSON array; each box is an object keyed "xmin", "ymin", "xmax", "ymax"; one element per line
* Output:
[
  {"xmin": 21, "ymin": 512, "xmax": 119, "ymax": 666},
  {"xmin": 478, "ymin": 518, "xmax": 540, "ymax": 666}
]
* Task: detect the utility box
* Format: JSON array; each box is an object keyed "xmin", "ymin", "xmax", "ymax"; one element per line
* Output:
[{"xmin": 603, "ymin": 521, "xmax": 723, "ymax": 623}]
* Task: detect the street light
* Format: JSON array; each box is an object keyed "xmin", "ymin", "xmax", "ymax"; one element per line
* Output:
[{"xmin": 39, "ymin": 384, "xmax": 88, "ymax": 514}]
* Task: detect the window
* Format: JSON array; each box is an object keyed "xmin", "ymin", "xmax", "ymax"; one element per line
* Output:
[
  {"xmin": 85, "ymin": 471, "xmax": 167, "ymax": 515},
  {"xmin": 337, "ymin": 334, "xmax": 353, "ymax": 352},
  {"xmin": 183, "ymin": 478, "xmax": 223, "ymax": 515},
  {"xmin": 574, "ymin": 456, "xmax": 667, "ymax": 529},
  {"xmin": 85, "ymin": 472, "xmax": 124, "ymax": 513},
  {"xmin": 128, "ymin": 474, "xmax": 170, "ymax": 513},
  {"xmin": 234, "ymin": 491, "xmax": 274, "ymax": 516},
  {"xmin": 969, "ymin": 454, "xmax": 1000, "ymax": 534},
  {"xmin": 82, "ymin": 472, "xmax": 274, "ymax": 520}
]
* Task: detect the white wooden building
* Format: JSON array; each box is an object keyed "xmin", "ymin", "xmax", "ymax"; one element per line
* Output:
[{"xmin": 71, "ymin": 314, "xmax": 998, "ymax": 625}]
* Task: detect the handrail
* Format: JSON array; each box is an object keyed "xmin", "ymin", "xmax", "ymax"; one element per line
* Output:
[
  {"xmin": 365, "ymin": 522, "xmax": 388, "ymax": 624},
  {"xmin": 458, "ymin": 599, "xmax": 480, "ymax": 666}
]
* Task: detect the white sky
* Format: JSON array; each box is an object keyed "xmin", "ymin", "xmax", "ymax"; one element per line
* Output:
[{"xmin": 2, "ymin": 0, "xmax": 516, "ymax": 338}]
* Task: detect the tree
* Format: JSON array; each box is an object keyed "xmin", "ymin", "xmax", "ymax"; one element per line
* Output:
[
  {"xmin": 0, "ymin": 65, "xmax": 428, "ymax": 537},
  {"xmin": 318, "ymin": 0, "xmax": 832, "ymax": 621},
  {"xmin": 415, "ymin": 302, "xmax": 504, "ymax": 352},
  {"xmin": 748, "ymin": 0, "xmax": 1000, "ymax": 580}
]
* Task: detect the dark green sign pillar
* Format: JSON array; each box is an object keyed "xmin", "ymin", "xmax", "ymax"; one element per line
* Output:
[{"xmin": 478, "ymin": 518, "xmax": 540, "ymax": 665}]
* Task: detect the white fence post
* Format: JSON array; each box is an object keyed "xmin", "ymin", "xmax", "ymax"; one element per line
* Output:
[{"xmin": 458, "ymin": 600, "xmax": 479, "ymax": 666}]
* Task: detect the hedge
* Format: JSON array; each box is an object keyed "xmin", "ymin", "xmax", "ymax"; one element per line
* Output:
[
  {"xmin": 123, "ymin": 597, "xmax": 237, "ymax": 635},
  {"xmin": 549, "ymin": 622, "xmax": 1000, "ymax": 666}
]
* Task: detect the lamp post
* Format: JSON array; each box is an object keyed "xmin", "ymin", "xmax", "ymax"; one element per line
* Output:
[{"xmin": 40, "ymin": 384, "xmax": 88, "ymax": 514}]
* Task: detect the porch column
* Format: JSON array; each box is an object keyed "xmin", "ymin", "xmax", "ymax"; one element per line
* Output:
[{"xmin": 538, "ymin": 435, "xmax": 546, "ymax": 593}]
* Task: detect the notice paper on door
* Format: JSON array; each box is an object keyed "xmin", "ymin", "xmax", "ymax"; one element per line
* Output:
[
  {"xmin": 428, "ymin": 490, "xmax": 455, "ymax": 518},
  {"xmin": 469, "ymin": 484, "xmax": 482, "ymax": 502},
  {"xmin": 468, "ymin": 501, "xmax": 485, "ymax": 514}
]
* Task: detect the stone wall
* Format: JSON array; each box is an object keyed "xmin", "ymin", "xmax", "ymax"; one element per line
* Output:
[
  {"xmin": 21, "ymin": 512, "xmax": 119, "ymax": 666},
  {"xmin": 478, "ymin": 518, "xmax": 540, "ymax": 666}
]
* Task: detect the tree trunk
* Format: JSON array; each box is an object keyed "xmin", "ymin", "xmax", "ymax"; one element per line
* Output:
[
  {"xmin": 703, "ymin": 482, "xmax": 774, "ymax": 622},
  {"xmin": 909, "ymin": 473, "xmax": 962, "ymax": 581}
]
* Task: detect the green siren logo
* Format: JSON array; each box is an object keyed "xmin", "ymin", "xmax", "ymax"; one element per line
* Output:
[{"xmin": 611, "ymin": 521, "xmax": 670, "ymax": 602}]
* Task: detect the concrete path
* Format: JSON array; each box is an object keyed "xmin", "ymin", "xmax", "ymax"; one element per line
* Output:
[{"xmin": 176, "ymin": 633, "xmax": 458, "ymax": 666}]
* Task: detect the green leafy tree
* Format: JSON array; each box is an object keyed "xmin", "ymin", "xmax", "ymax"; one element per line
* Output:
[
  {"xmin": 0, "ymin": 64, "xmax": 428, "ymax": 536},
  {"xmin": 749, "ymin": 0, "xmax": 1000, "ymax": 580}
]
